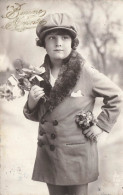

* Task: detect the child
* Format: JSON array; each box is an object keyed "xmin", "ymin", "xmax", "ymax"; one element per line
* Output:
[{"xmin": 23, "ymin": 13, "xmax": 123, "ymax": 195}]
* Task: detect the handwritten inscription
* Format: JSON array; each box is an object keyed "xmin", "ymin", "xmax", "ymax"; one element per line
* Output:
[{"xmin": 1, "ymin": 3, "xmax": 47, "ymax": 31}]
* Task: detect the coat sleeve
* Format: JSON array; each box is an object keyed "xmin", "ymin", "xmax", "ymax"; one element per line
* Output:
[
  {"xmin": 23, "ymin": 97, "xmax": 47, "ymax": 122},
  {"xmin": 87, "ymin": 66, "xmax": 123, "ymax": 133},
  {"xmin": 23, "ymin": 100, "xmax": 40, "ymax": 122}
]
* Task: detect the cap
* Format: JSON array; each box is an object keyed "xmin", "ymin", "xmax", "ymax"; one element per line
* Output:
[{"xmin": 36, "ymin": 13, "xmax": 77, "ymax": 42}]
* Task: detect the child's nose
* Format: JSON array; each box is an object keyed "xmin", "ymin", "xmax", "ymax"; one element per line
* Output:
[{"xmin": 56, "ymin": 37, "xmax": 62, "ymax": 46}]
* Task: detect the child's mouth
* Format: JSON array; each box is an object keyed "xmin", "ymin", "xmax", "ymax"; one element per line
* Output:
[{"xmin": 54, "ymin": 49, "xmax": 63, "ymax": 51}]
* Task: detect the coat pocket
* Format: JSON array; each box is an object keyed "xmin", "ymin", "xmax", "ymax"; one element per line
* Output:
[
  {"xmin": 63, "ymin": 141, "xmax": 87, "ymax": 157},
  {"xmin": 66, "ymin": 142, "xmax": 86, "ymax": 145},
  {"xmin": 62, "ymin": 142, "xmax": 88, "ymax": 183}
]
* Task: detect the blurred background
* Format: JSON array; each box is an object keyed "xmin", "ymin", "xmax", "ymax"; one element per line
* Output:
[{"xmin": 0, "ymin": 0, "xmax": 123, "ymax": 195}]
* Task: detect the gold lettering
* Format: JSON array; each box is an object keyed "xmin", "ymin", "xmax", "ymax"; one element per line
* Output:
[
  {"xmin": 3, "ymin": 3, "xmax": 26, "ymax": 19},
  {"xmin": 1, "ymin": 3, "xmax": 47, "ymax": 32}
]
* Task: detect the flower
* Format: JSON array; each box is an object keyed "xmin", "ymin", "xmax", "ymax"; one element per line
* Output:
[
  {"xmin": 17, "ymin": 66, "xmax": 46, "ymax": 91},
  {"xmin": 75, "ymin": 111, "xmax": 97, "ymax": 130},
  {"xmin": 0, "ymin": 75, "xmax": 24, "ymax": 101},
  {"xmin": 0, "ymin": 65, "xmax": 47, "ymax": 101}
]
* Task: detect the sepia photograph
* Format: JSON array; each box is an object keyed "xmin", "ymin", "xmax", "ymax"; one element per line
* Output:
[{"xmin": 0, "ymin": 0, "xmax": 123, "ymax": 195}]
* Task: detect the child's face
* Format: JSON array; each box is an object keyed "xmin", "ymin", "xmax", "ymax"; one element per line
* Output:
[{"xmin": 44, "ymin": 32, "xmax": 72, "ymax": 61}]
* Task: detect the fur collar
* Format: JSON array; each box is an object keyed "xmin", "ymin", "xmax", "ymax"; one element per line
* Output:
[{"xmin": 42, "ymin": 50, "xmax": 85, "ymax": 112}]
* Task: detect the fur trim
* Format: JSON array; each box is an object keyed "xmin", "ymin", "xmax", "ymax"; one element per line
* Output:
[{"xmin": 42, "ymin": 50, "xmax": 85, "ymax": 112}]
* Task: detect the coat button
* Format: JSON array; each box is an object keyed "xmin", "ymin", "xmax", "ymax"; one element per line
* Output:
[
  {"xmin": 41, "ymin": 118, "xmax": 45, "ymax": 124},
  {"xmin": 50, "ymin": 144, "xmax": 55, "ymax": 151},
  {"xmin": 51, "ymin": 133, "xmax": 56, "ymax": 139},
  {"xmin": 38, "ymin": 140, "xmax": 44, "ymax": 147},
  {"xmin": 39, "ymin": 131, "xmax": 46, "ymax": 136},
  {"xmin": 53, "ymin": 120, "xmax": 58, "ymax": 126}
]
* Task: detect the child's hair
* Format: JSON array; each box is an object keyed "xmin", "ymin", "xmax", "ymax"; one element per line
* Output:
[{"xmin": 36, "ymin": 29, "xmax": 79, "ymax": 50}]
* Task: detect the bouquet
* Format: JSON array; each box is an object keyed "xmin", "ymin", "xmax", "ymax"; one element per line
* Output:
[
  {"xmin": 0, "ymin": 74, "xmax": 25, "ymax": 101},
  {"xmin": 0, "ymin": 60, "xmax": 51, "ymax": 101},
  {"xmin": 75, "ymin": 111, "xmax": 97, "ymax": 131}
]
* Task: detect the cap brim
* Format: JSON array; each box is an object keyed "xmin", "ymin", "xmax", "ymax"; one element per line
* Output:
[{"xmin": 38, "ymin": 26, "xmax": 77, "ymax": 40}]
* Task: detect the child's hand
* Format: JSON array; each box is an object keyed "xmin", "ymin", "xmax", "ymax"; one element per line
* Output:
[
  {"xmin": 83, "ymin": 125, "xmax": 103, "ymax": 142},
  {"xmin": 28, "ymin": 85, "xmax": 45, "ymax": 111}
]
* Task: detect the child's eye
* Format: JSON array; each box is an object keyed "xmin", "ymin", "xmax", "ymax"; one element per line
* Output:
[
  {"xmin": 49, "ymin": 36, "xmax": 55, "ymax": 40},
  {"xmin": 62, "ymin": 36, "xmax": 70, "ymax": 39}
]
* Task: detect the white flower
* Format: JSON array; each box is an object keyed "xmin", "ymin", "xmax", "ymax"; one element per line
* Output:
[
  {"xmin": 33, "ymin": 66, "xmax": 45, "ymax": 74},
  {"xmin": 29, "ymin": 75, "xmax": 44, "ymax": 82}
]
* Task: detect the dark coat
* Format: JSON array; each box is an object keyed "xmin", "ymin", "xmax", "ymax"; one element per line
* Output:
[{"xmin": 23, "ymin": 52, "xmax": 123, "ymax": 185}]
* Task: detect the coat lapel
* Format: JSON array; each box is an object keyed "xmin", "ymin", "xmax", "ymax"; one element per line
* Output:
[{"xmin": 41, "ymin": 50, "xmax": 85, "ymax": 112}]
